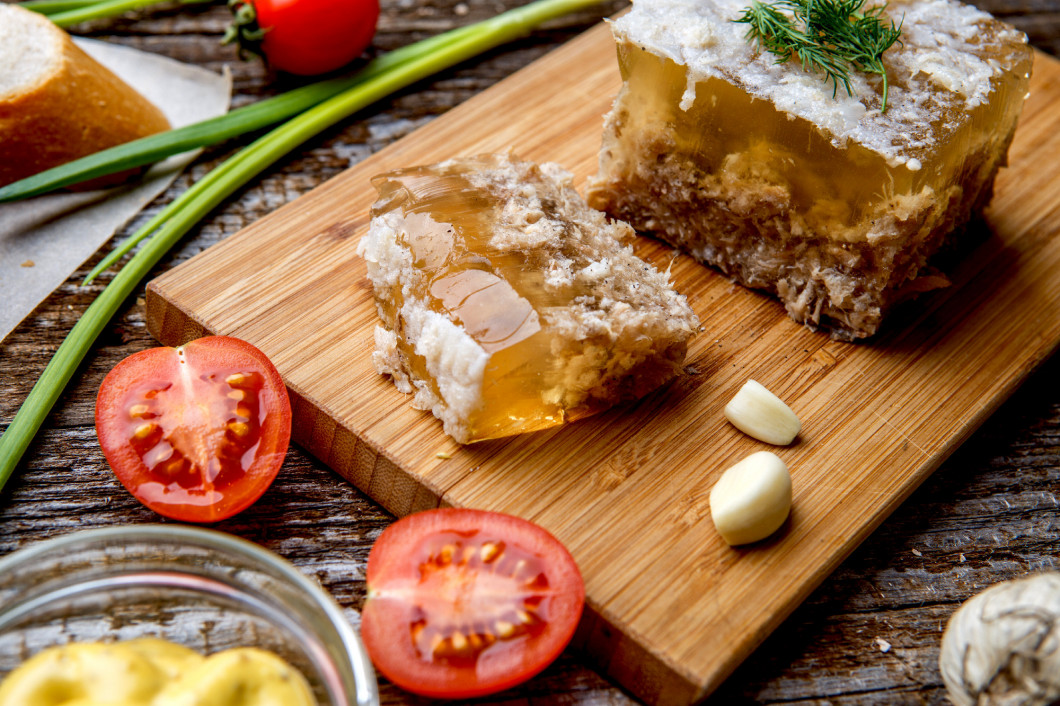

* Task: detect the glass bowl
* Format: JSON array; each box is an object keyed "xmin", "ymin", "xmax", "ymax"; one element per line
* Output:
[{"xmin": 0, "ymin": 525, "xmax": 378, "ymax": 706}]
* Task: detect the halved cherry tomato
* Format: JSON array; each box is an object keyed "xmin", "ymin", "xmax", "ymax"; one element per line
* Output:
[
  {"xmin": 95, "ymin": 336, "xmax": 291, "ymax": 523},
  {"xmin": 362, "ymin": 508, "xmax": 585, "ymax": 699}
]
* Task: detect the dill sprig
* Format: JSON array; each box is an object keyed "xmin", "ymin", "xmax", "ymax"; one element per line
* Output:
[{"xmin": 735, "ymin": 0, "xmax": 903, "ymax": 111}]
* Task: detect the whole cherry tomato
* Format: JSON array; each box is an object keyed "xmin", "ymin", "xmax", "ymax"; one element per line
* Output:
[
  {"xmin": 95, "ymin": 336, "xmax": 291, "ymax": 523},
  {"xmin": 239, "ymin": 0, "xmax": 380, "ymax": 76}
]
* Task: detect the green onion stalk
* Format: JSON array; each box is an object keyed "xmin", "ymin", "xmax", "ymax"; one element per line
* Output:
[
  {"xmin": 83, "ymin": 22, "xmax": 481, "ymax": 283},
  {"xmin": 0, "ymin": 24, "xmax": 478, "ymax": 203},
  {"xmin": 20, "ymin": 0, "xmax": 122, "ymax": 16},
  {"xmin": 0, "ymin": 0, "xmax": 604, "ymax": 492},
  {"xmin": 30, "ymin": 0, "xmax": 212, "ymax": 25}
]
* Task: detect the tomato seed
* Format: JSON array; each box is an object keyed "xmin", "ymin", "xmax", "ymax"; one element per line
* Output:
[
  {"xmin": 228, "ymin": 421, "xmax": 250, "ymax": 438},
  {"xmin": 480, "ymin": 542, "xmax": 503, "ymax": 563},
  {"xmin": 133, "ymin": 423, "xmax": 156, "ymax": 440}
]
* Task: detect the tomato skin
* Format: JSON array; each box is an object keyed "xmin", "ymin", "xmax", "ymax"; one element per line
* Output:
[
  {"xmin": 95, "ymin": 336, "xmax": 291, "ymax": 523},
  {"xmin": 253, "ymin": 0, "xmax": 380, "ymax": 76},
  {"xmin": 362, "ymin": 508, "xmax": 585, "ymax": 699}
]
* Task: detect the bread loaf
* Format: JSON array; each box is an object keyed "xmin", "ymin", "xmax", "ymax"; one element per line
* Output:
[{"xmin": 0, "ymin": 4, "xmax": 171, "ymax": 188}]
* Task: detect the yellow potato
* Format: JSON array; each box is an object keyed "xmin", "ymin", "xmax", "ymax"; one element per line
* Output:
[
  {"xmin": 45, "ymin": 695, "xmax": 146, "ymax": 699},
  {"xmin": 152, "ymin": 648, "xmax": 315, "ymax": 706},
  {"xmin": 0, "ymin": 642, "xmax": 165, "ymax": 706},
  {"xmin": 117, "ymin": 639, "xmax": 205, "ymax": 682}
]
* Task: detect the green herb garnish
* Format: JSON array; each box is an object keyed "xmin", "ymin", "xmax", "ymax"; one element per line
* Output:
[{"xmin": 735, "ymin": 0, "xmax": 902, "ymax": 111}]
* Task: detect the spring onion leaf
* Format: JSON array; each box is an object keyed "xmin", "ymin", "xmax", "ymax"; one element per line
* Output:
[
  {"xmin": 0, "ymin": 0, "xmax": 604, "ymax": 493},
  {"xmin": 81, "ymin": 23, "xmax": 481, "ymax": 283},
  {"xmin": 735, "ymin": 0, "xmax": 902, "ymax": 111},
  {"xmin": 22, "ymin": 0, "xmax": 206, "ymax": 15},
  {"xmin": 0, "ymin": 80, "xmax": 350, "ymax": 204},
  {"xmin": 21, "ymin": 0, "xmax": 118, "ymax": 16},
  {"xmin": 0, "ymin": 24, "xmax": 478, "ymax": 205},
  {"xmin": 45, "ymin": 0, "xmax": 210, "ymax": 26}
]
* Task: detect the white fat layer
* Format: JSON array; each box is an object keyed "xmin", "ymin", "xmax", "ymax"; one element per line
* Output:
[
  {"xmin": 357, "ymin": 212, "xmax": 489, "ymax": 439},
  {"xmin": 402, "ymin": 306, "xmax": 488, "ymax": 424}
]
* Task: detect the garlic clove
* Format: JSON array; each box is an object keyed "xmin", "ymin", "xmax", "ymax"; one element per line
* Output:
[
  {"xmin": 709, "ymin": 451, "xmax": 792, "ymax": 546},
  {"xmin": 724, "ymin": 379, "xmax": 801, "ymax": 445}
]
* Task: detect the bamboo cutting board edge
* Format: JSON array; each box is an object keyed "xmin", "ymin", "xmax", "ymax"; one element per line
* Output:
[{"xmin": 145, "ymin": 25, "xmax": 1060, "ymax": 706}]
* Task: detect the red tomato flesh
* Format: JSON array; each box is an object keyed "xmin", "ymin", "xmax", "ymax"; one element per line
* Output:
[
  {"xmin": 362, "ymin": 508, "xmax": 585, "ymax": 699},
  {"xmin": 95, "ymin": 336, "xmax": 291, "ymax": 523}
]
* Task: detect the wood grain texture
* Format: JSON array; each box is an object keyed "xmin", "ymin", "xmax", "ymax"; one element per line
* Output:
[
  {"xmin": 143, "ymin": 20, "xmax": 1060, "ymax": 705},
  {"xmin": 2, "ymin": 0, "xmax": 1059, "ymax": 703}
]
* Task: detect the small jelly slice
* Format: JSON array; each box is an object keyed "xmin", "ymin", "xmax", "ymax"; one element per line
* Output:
[
  {"xmin": 587, "ymin": 0, "xmax": 1033, "ymax": 340},
  {"xmin": 358, "ymin": 153, "xmax": 699, "ymax": 443}
]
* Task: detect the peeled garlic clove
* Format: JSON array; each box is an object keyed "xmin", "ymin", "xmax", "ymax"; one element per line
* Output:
[
  {"xmin": 709, "ymin": 451, "xmax": 792, "ymax": 546},
  {"xmin": 724, "ymin": 379, "xmax": 801, "ymax": 445}
]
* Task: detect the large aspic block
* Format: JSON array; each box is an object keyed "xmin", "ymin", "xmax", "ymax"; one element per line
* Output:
[{"xmin": 587, "ymin": 0, "xmax": 1033, "ymax": 340}]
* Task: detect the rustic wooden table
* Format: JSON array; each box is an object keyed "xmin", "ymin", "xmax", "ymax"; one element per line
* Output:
[{"xmin": 1, "ymin": 0, "xmax": 1058, "ymax": 703}]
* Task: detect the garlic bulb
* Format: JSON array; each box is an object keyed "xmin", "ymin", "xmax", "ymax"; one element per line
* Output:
[{"xmin": 939, "ymin": 572, "xmax": 1060, "ymax": 706}]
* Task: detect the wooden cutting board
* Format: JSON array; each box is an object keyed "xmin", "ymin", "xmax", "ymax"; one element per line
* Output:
[{"xmin": 145, "ymin": 22, "xmax": 1060, "ymax": 705}]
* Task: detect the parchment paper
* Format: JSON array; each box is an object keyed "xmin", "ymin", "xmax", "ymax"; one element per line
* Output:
[{"xmin": 0, "ymin": 38, "xmax": 232, "ymax": 344}]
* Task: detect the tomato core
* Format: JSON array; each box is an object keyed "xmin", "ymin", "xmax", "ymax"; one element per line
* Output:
[
  {"xmin": 96, "ymin": 336, "xmax": 291, "ymax": 522},
  {"xmin": 403, "ymin": 531, "xmax": 550, "ymax": 665},
  {"xmin": 121, "ymin": 369, "xmax": 270, "ymax": 503},
  {"xmin": 362, "ymin": 509, "xmax": 584, "ymax": 699}
]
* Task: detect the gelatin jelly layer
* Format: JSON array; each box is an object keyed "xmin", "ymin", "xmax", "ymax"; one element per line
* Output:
[
  {"xmin": 605, "ymin": 36, "xmax": 1032, "ymax": 239},
  {"xmin": 360, "ymin": 154, "xmax": 698, "ymax": 443}
]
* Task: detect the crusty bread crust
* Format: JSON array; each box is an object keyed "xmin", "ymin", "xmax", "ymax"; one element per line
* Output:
[{"xmin": 0, "ymin": 5, "xmax": 171, "ymax": 188}]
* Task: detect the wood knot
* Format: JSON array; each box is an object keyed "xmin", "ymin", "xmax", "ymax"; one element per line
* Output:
[
  {"xmin": 813, "ymin": 348, "xmax": 837, "ymax": 368},
  {"xmin": 591, "ymin": 462, "xmax": 634, "ymax": 492},
  {"xmin": 667, "ymin": 491, "xmax": 712, "ymax": 527},
  {"xmin": 591, "ymin": 443, "xmax": 656, "ymax": 491},
  {"xmin": 320, "ymin": 221, "xmax": 360, "ymax": 241}
]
